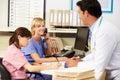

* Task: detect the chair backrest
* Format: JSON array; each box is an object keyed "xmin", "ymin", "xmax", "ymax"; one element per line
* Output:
[
  {"xmin": 26, "ymin": 71, "xmax": 46, "ymax": 80},
  {"xmin": 0, "ymin": 57, "xmax": 11, "ymax": 80}
]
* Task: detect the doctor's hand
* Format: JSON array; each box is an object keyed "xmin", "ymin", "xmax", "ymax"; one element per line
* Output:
[
  {"xmin": 71, "ymin": 57, "xmax": 82, "ymax": 61},
  {"xmin": 66, "ymin": 57, "xmax": 82, "ymax": 67}
]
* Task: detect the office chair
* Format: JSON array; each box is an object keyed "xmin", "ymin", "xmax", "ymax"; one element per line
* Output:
[
  {"xmin": 26, "ymin": 71, "xmax": 46, "ymax": 80},
  {"xmin": 0, "ymin": 57, "xmax": 45, "ymax": 80},
  {"xmin": 0, "ymin": 57, "xmax": 11, "ymax": 80}
]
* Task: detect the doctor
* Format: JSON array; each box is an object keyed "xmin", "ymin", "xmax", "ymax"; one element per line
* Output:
[{"xmin": 67, "ymin": 0, "xmax": 120, "ymax": 80}]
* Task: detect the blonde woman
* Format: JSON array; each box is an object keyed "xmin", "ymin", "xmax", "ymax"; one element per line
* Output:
[{"xmin": 22, "ymin": 18, "xmax": 68, "ymax": 80}]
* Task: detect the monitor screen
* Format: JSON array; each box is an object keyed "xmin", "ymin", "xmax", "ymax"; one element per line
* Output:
[{"xmin": 74, "ymin": 27, "xmax": 89, "ymax": 51}]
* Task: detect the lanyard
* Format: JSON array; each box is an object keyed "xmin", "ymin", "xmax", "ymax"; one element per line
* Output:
[{"xmin": 98, "ymin": 16, "xmax": 103, "ymax": 28}]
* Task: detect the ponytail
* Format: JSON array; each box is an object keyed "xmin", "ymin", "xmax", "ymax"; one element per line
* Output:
[
  {"xmin": 9, "ymin": 27, "xmax": 31, "ymax": 47},
  {"xmin": 9, "ymin": 33, "xmax": 17, "ymax": 45}
]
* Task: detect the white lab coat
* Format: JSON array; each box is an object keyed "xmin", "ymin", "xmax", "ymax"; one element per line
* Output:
[{"xmin": 78, "ymin": 16, "xmax": 120, "ymax": 80}]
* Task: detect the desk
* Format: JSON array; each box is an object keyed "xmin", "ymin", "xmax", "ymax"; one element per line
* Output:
[
  {"xmin": 41, "ymin": 62, "xmax": 66, "ymax": 80},
  {"xmin": 41, "ymin": 67, "xmax": 95, "ymax": 80},
  {"xmin": 41, "ymin": 62, "xmax": 106, "ymax": 80},
  {"xmin": 41, "ymin": 61, "xmax": 95, "ymax": 80}
]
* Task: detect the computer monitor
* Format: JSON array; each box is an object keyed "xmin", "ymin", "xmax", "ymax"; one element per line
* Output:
[{"xmin": 74, "ymin": 27, "xmax": 89, "ymax": 52}]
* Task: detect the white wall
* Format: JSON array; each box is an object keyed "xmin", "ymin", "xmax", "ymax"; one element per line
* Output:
[
  {"xmin": 102, "ymin": 0, "xmax": 120, "ymax": 29},
  {"xmin": 0, "ymin": 32, "xmax": 11, "ymax": 57},
  {"xmin": 0, "ymin": 0, "xmax": 8, "ymax": 31}
]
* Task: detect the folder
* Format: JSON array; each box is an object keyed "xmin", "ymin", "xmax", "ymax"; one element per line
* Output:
[
  {"xmin": 57, "ymin": 10, "xmax": 63, "ymax": 26},
  {"xmin": 65, "ymin": 10, "xmax": 70, "ymax": 26},
  {"xmin": 62, "ymin": 11, "xmax": 66, "ymax": 26},
  {"xmin": 49, "ymin": 10, "xmax": 54, "ymax": 26},
  {"xmin": 53, "ymin": 10, "xmax": 58, "ymax": 26},
  {"xmin": 72, "ymin": 11, "xmax": 78, "ymax": 26},
  {"xmin": 50, "ymin": 38, "xmax": 58, "ymax": 54},
  {"xmin": 69, "ymin": 10, "xmax": 73, "ymax": 26}
]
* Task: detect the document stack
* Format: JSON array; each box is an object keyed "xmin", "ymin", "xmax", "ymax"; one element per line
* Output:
[
  {"xmin": 49, "ymin": 37, "xmax": 64, "ymax": 54},
  {"xmin": 53, "ymin": 67, "xmax": 95, "ymax": 80}
]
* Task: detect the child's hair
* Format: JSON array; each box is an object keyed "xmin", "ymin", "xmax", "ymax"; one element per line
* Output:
[
  {"xmin": 31, "ymin": 17, "xmax": 45, "ymax": 36},
  {"xmin": 9, "ymin": 27, "xmax": 31, "ymax": 47}
]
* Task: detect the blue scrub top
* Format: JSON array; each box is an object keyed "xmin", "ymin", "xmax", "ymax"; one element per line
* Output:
[{"xmin": 22, "ymin": 37, "xmax": 47, "ymax": 63}]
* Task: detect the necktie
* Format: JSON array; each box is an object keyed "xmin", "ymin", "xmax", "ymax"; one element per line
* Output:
[{"xmin": 88, "ymin": 29, "xmax": 92, "ymax": 50}]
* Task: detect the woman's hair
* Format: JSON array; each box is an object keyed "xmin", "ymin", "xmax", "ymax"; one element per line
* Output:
[
  {"xmin": 31, "ymin": 17, "xmax": 45, "ymax": 36},
  {"xmin": 9, "ymin": 27, "xmax": 31, "ymax": 47},
  {"xmin": 77, "ymin": 0, "xmax": 102, "ymax": 18}
]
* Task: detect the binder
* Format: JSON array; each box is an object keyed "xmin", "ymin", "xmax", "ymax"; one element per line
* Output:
[
  {"xmin": 65, "ymin": 10, "xmax": 70, "ymax": 26},
  {"xmin": 53, "ymin": 10, "xmax": 58, "ymax": 26},
  {"xmin": 62, "ymin": 11, "xmax": 66, "ymax": 26},
  {"xmin": 72, "ymin": 11, "xmax": 78, "ymax": 26},
  {"xmin": 69, "ymin": 10, "xmax": 73, "ymax": 26},
  {"xmin": 49, "ymin": 10, "xmax": 54, "ymax": 26},
  {"xmin": 50, "ymin": 38, "xmax": 58, "ymax": 54},
  {"xmin": 57, "ymin": 10, "xmax": 63, "ymax": 26}
]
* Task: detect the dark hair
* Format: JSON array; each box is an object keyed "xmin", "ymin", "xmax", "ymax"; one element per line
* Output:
[
  {"xmin": 77, "ymin": 0, "xmax": 102, "ymax": 18},
  {"xmin": 9, "ymin": 27, "xmax": 31, "ymax": 47}
]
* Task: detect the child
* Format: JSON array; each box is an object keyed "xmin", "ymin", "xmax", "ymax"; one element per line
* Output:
[{"xmin": 2, "ymin": 27, "xmax": 61, "ymax": 80}]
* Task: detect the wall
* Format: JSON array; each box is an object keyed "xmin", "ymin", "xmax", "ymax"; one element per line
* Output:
[
  {"xmin": 0, "ymin": 32, "xmax": 12, "ymax": 57},
  {"xmin": 102, "ymin": 0, "xmax": 120, "ymax": 29},
  {"xmin": 0, "ymin": 0, "xmax": 8, "ymax": 31}
]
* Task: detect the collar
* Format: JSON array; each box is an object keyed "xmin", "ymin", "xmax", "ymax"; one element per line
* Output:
[{"xmin": 89, "ymin": 16, "xmax": 103, "ymax": 35}]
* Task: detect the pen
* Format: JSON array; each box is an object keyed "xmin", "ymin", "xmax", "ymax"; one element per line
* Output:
[{"xmin": 55, "ymin": 57, "xmax": 59, "ymax": 62}]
